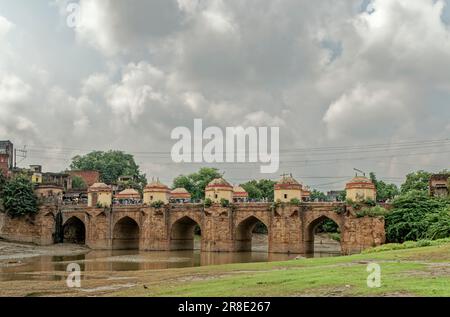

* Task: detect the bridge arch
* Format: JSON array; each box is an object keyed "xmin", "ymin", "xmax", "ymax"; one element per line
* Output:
[
  {"xmin": 304, "ymin": 214, "xmax": 342, "ymax": 254},
  {"xmin": 112, "ymin": 216, "xmax": 140, "ymax": 250},
  {"xmin": 235, "ymin": 215, "xmax": 269, "ymax": 252},
  {"xmin": 62, "ymin": 216, "xmax": 86, "ymax": 245},
  {"xmin": 170, "ymin": 216, "xmax": 202, "ymax": 251}
]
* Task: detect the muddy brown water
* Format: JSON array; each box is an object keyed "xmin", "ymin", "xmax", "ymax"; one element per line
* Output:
[{"xmin": 0, "ymin": 234, "xmax": 341, "ymax": 282}]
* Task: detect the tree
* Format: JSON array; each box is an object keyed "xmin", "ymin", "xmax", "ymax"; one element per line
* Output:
[
  {"xmin": 2, "ymin": 175, "xmax": 38, "ymax": 218},
  {"xmin": 173, "ymin": 168, "xmax": 223, "ymax": 201},
  {"xmin": 70, "ymin": 151, "xmax": 146, "ymax": 187},
  {"xmin": 241, "ymin": 179, "xmax": 276, "ymax": 201},
  {"xmin": 385, "ymin": 190, "xmax": 449, "ymax": 243},
  {"xmin": 240, "ymin": 181, "xmax": 263, "ymax": 200},
  {"xmin": 369, "ymin": 172, "xmax": 399, "ymax": 202},
  {"xmin": 310, "ymin": 189, "xmax": 328, "ymax": 202},
  {"xmin": 426, "ymin": 206, "xmax": 450, "ymax": 240},
  {"xmin": 400, "ymin": 170, "xmax": 431, "ymax": 194},
  {"xmin": 71, "ymin": 176, "xmax": 87, "ymax": 190}
]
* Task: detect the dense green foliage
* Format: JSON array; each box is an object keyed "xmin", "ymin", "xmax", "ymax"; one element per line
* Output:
[
  {"xmin": 70, "ymin": 151, "xmax": 147, "ymax": 187},
  {"xmin": 0, "ymin": 172, "xmax": 6, "ymax": 195},
  {"xmin": 317, "ymin": 219, "xmax": 339, "ymax": 233},
  {"xmin": 173, "ymin": 168, "xmax": 223, "ymax": 201},
  {"xmin": 400, "ymin": 170, "xmax": 431, "ymax": 194},
  {"xmin": 220, "ymin": 198, "xmax": 230, "ymax": 207},
  {"xmin": 2, "ymin": 176, "xmax": 38, "ymax": 218},
  {"xmin": 385, "ymin": 190, "xmax": 450, "ymax": 242},
  {"xmin": 71, "ymin": 175, "xmax": 87, "ymax": 190},
  {"xmin": 241, "ymin": 179, "xmax": 276, "ymax": 201},
  {"xmin": 150, "ymin": 200, "xmax": 165, "ymax": 208},
  {"xmin": 204, "ymin": 198, "xmax": 213, "ymax": 208},
  {"xmin": 310, "ymin": 189, "xmax": 328, "ymax": 202},
  {"xmin": 425, "ymin": 207, "xmax": 450, "ymax": 240},
  {"xmin": 356, "ymin": 205, "xmax": 389, "ymax": 218},
  {"xmin": 369, "ymin": 172, "xmax": 399, "ymax": 202}
]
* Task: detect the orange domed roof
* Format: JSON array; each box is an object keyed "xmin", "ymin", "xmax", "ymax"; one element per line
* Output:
[
  {"xmin": 275, "ymin": 174, "xmax": 302, "ymax": 190},
  {"xmin": 345, "ymin": 176, "xmax": 375, "ymax": 190},
  {"xmin": 115, "ymin": 188, "xmax": 140, "ymax": 199},
  {"xmin": 144, "ymin": 178, "xmax": 170, "ymax": 192},
  {"xmin": 88, "ymin": 182, "xmax": 111, "ymax": 192},
  {"xmin": 206, "ymin": 178, "xmax": 233, "ymax": 189},
  {"xmin": 170, "ymin": 188, "xmax": 191, "ymax": 198},
  {"xmin": 233, "ymin": 186, "xmax": 248, "ymax": 197}
]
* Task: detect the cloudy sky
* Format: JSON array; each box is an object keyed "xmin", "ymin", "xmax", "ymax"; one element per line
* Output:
[{"xmin": 0, "ymin": 0, "xmax": 449, "ymax": 190}]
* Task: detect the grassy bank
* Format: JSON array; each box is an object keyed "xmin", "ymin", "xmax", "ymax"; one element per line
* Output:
[
  {"xmin": 110, "ymin": 241, "xmax": 450, "ymax": 297},
  {"xmin": 2, "ymin": 241, "xmax": 450, "ymax": 297}
]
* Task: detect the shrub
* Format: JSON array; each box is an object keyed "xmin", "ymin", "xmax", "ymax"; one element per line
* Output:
[
  {"xmin": 385, "ymin": 190, "xmax": 449, "ymax": 243},
  {"xmin": 290, "ymin": 198, "xmax": 301, "ymax": 205},
  {"xmin": 150, "ymin": 200, "xmax": 165, "ymax": 208},
  {"xmin": 356, "ymin": 205, "xmax": 388, "ymax": 218},
  {"xmin": 425, "ymin": 207, "xmax": 450, "ymax": 240},
  {"xmin": 2, "ymin": 175, "xmax": 38, "ymax": 218},
  {"xmin": 271, "ymin": 199, "xmax": 282, "ymax": 210},
  {"xmin": 363, "ymin": 198, "xmax": 376, "ymax": 207},
  {"xmin": 220, "ymin": 198, "xmax": 230, "ymax": 208},
  {"xmin": 333, "ymin": 204, "xmax": 346, "ymax": 215},
  {"xmin": 204, "ymin": 198, "xmax": 212, "ymax": 208}
]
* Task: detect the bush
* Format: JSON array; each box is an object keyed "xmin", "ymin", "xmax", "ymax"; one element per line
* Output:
[
  {"xmin": 204, "ymin": 198, "xmax": 212, "ymax": 208},
  {"xmin": 150, "ymin": 200, "xmax": 165, "ymax": 208},
  {"xmin": 333, "ymin": 204, "xmax": 346, "ymax": 215},
  {"xmin": 220, "ymin": 198, "xmax": 230, "ymax": 208},
  {"xmin": 271, "ymin": 199, "xmax": 282, "ymax": 210},
  {"xmin": 425, "ymin": 207, "xmax": 450, "ymax": 240},
  {"xmin": 356, "ymin": 205, "xmax": 388, "ymax": 218},
  {"xmin": 290, "ymin": 198, "xmax": 301, "ymax": 205},
  {"xmin": 385, "ymin": 190, "xmax": 449, "ymax": 243},
  {"xmin": 2, "ymin": 175, "xmax": 38, "ymax": 218},
  {"xmin": 363, "ymin": 198, "xmax": 376, "ymax": 207}
]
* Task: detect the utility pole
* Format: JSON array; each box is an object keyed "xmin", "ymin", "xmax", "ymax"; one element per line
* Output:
[{"xmin": 353, "ymin": 168, "xmax": 366, "ymax": 177}]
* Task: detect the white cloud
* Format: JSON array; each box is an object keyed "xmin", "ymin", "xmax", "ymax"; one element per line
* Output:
[
  {"xmin": 323, "ymin": 84, "xmax": 412, "ymax": 140},
  {"xmin": 1, "ymin": 0, "xmax": 449, "ymax": 182},
  {"xmin": 0, "ymin": 15, "xmax": 13, "ymax": 39}
]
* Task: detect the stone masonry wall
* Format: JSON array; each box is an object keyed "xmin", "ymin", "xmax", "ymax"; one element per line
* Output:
[{"xmin": 0, "ymin": 203, "xmax": 386, "ymax": 254}]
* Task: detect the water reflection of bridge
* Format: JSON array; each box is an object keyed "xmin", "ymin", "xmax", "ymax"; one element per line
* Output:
[{"xmin": 56, "ymin": 202, "xmax": 385, "ymax": 255}]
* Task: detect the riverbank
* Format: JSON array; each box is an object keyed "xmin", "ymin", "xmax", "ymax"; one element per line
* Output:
[
  {"xmin": 1, "ymin": 240, "xmax": 450, "ymax": 296},
  {"xmin": 0, "ymin": 239, "xmax": 89, "ymax": 264}
]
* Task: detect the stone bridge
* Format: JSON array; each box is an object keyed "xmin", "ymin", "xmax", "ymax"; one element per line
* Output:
[{"xmin": 0, "ymin": 202, "xmax": 385, "ymax": 255}]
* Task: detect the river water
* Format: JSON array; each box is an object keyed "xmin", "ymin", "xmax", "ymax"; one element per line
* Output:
[{"xmin": 0, "ymin": 234, "xmax": 341, "ymax": 282}]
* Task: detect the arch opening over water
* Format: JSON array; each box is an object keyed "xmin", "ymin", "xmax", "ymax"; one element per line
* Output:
[
  {"xmin": 63, "ymin": 217, "xmax": 86, "ymax": 245},
  {"xmin": 305, "ymin": 216, "xmax": 341, "ymax": 255},
  {"xmin": 113, "ymin": 217, "xmax": 140, "ymax": 250},
  {"xmin": 170, "ymin": 216, "xmax": 202, "ymax": 251},
  {"xmin": 235, "ymin": 216, "xmax": 268, "ymax": 252}
]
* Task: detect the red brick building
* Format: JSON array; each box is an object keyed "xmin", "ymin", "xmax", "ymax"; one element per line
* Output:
[{"xmin": 68, "ymin": 170, "xmax": 100, "ymax": 187}]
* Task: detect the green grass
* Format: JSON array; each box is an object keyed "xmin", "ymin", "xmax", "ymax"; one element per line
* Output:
[{"xmin": 108, "ymin": 241, "xmax": 450, "ymax": 297}]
